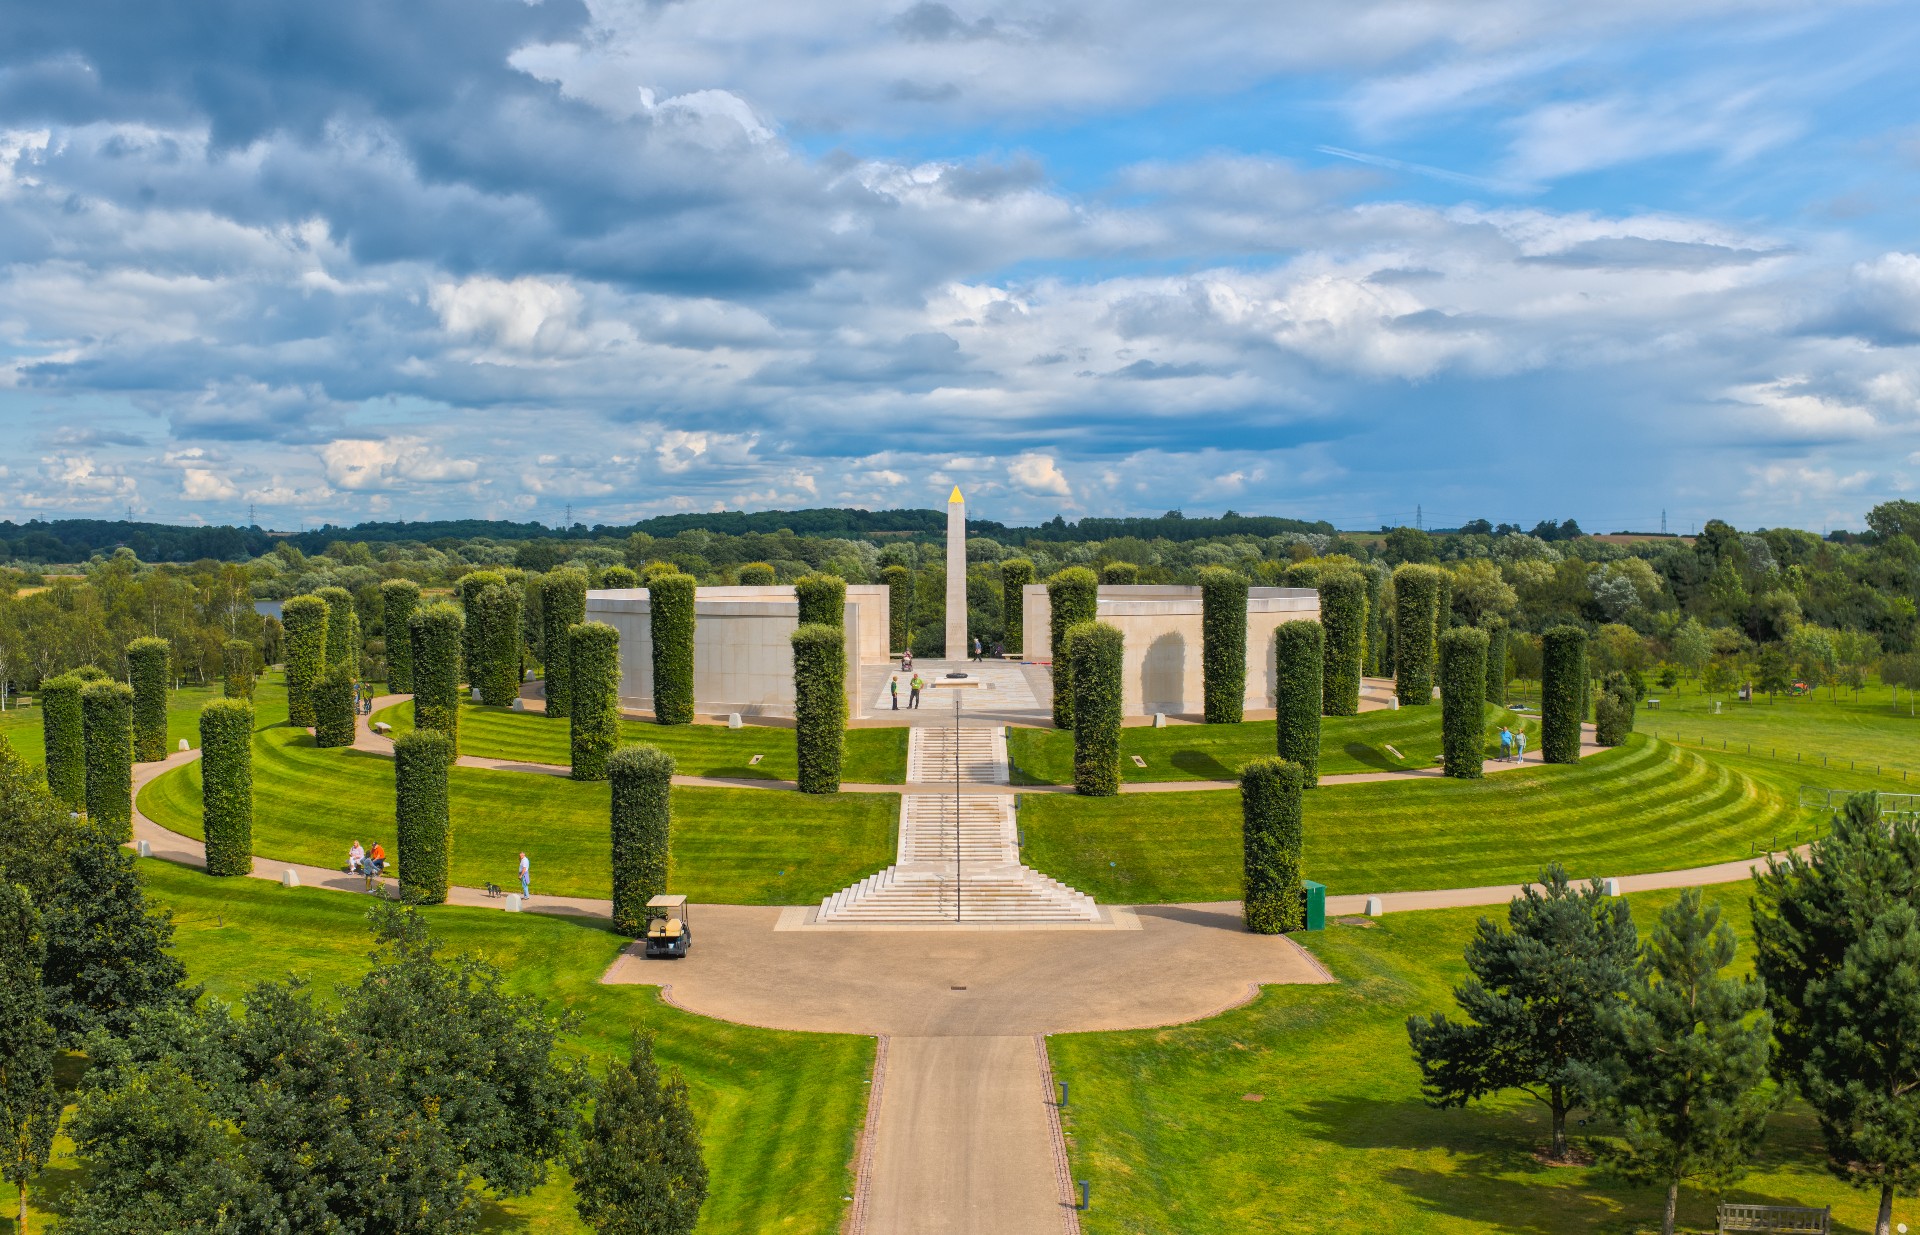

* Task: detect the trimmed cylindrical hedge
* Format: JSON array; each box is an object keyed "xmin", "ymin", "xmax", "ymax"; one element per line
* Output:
[
  {"xmin": 1067, "ymin": 621, "xmax": 1123, "ymax": 796},
  {"xmin": 737, "ymin": 562, "xmax": 776, "ymax": 586},
  {"xmin": 999, "ymin": 558, "xmax": 1034, "ymax": 654},
  {"xmin": 795, "ymin": 573, "xmax": 847, "ymax": 628},
  {"xmin": 280, "ymin": 594, "xmax": 329, "ymax": 728},
  {"xmin": 1595, "ymin": 672, "xmax": 1637, "ymax": 747},
  {"xmin": 1541, "ymin": 624, "xmax": 1588, "ymax": 764},
  {"xmin": 380, "ymin": 579, "xmax": 422, "ymax": 693},
  {"xmin": 409, "ymin": 601, "xmax": 465, "ymax": 750},
  {"xmin": 610, "ymin": 743, "xmax": 675, "ymax": 935},
  {"xmin": 1046, "ymin": 567, "xmax": 1100, "ymax": 729},
  {"xmin": 317, "ymin": 586, "xmax": 359, "ymax": 674},
  {"xmin": 199, "ymin": 698, "xmax": 254, "ymax": 876},
  {"xmin": 1364, "ymin": 566, "xmax": 1389, "ymax": 676},
  {"xmin": 1318, "ymin": 570, "xmax": 1366, "ymax": 717},
  {"xmin": 538, "ymin": 568, "xmax": 589, "ymax": 719},
  {"xmin": 126, "ymin": 636, "xmax": 170, "ymax": 763},
  {"xmin": 1439, "ymin": 626, "xmax": 1489, "ymax": 779},
  {"xmin": 1099, "ymin": 561, "xmax": 1139, "ymax": 586},
  {"xmin": 313, "ymin": 661, "xmax": 357, "ymax": 748},
  {"xmin": 1274, "ymin": 620, "xmax": 1324, "ymax": 787},
  {"xmin": 791, "ymin": 623, "xmax": 846, "ymax": 794},
  {"xmin": 882, "ymin": 564, "xmax": 912, "ymax": 653},
  {"xmin": 222, "ymin": 639, "xmax": 255, "ymax": 700},
  {"xmin": 470, "ymin": 581, "xmax": 524, "ymax": 706},
  {"xmin": 569, "ymin": 621, "xmax": 621, "ymax": 781},
  {"xmin": 1241, "ymin": 756, "xmax": 1305, "ymax": 934},
  {"xmin": 1283, "ymin": 562, "xmax": 1322, "ymax": 590},
  {"xmin": 40, "ymin": 674, "xmax": 86, "ymax": 810},
  {"xmin": 1481, "ymin": 615, "xmax": 1509, "ymax": 706},
  {"xmin": 648, "ymin": 573, "xmax": 696, "ymax": 725},
  {"xmin": 394, "ymin": 728, "xmax": 454, "ymax": 904},
  {"xmin": 1199, "ymin": 567, "xmax": 1249, "ymax": 725},
  {"xmin": 600, "ymin": 565, "xmax": 639, "ymax": 589},
  {"xmin": 456, "ymin": 569, "xmax": 506, "ymax": 686},
  {"xmin": 81, "ymin": 680, "xmax": 133, "ymax": 841},
  {"xmin": 1391, "ymin": 564, "xmax": 1443, "ymax": 705}
]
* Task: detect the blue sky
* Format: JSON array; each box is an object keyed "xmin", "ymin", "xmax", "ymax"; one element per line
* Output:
[{"xmin": 1, "ymin": 0, "xmax": 1917, "ymax": 533}]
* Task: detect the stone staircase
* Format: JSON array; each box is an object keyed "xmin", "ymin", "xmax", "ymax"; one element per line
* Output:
[{"xmin": 816, "ymin": 726, "xmax": 1100, "ymax": 924}]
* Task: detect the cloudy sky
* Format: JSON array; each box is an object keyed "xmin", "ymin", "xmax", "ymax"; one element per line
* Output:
[{"xmin": 2, "ymin": 0, "xmax": 1918, "ymax": 532}]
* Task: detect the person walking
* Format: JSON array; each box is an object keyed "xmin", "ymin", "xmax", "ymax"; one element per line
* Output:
[
  {"xmin": 909, "ymin": 673, "xmax": 923, "ymax": 709},
  {"xmin": 1513, "ymin": 729, "xmax": 1527, "ymax": 762},
  {"xmin": 890, "ymin": 676, "xmax": 900, "ymax": 710},
  {"xmin": 1498, "ymin": 726, "xmax": 1512, "ymax": 761},
  {"xmin": 519, "ymin": 851, "xmax": 531, "ymax": 898},
  {"xmin": 971, "ymin": 636, "xmax": 982, "ymax": 662},
  {"xmin": 902, "ymin": 650, "xmax": 914, "ymax": 674},
  {"xmin": 993, "ymin": 640, "xmax": 1003, "ymax": 659}
]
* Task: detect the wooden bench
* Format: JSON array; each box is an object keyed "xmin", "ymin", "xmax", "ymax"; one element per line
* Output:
[{"xmin": 1717, "ymin": 1203, "xmax": 1830, "ymax": 1234}]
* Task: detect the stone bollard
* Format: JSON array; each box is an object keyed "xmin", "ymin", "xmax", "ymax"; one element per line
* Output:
[
  {"xmin": 511, "ymin": 698, "xmax": 524, "ymax": 712},
  {"xmin": 135, "ymin": 840, "xmax": 152, "ymax": 858},
  {"xmin": 283, "ymin": 869, "xmax": 301, "ymax": 888},
  {"xmin": 1390, "ymin": 697, "xmax": 1399, "ymax": 710},
  {"xmin": 178, "ymin": 738, "xmax": 190, "ymax": 752},
  {"xmin": 1603, "ymin": 878, "xmax": 1621, "ymax": 897},
  {"xmin": 504, "ymin": 893, "xmax": 522, "ymax": 913},
  {"xmin": 471, "ymin": 686, "xmax": 483, "ymax": 702},
  {"xmin": 1152, "ymin": 712, "xmax": 1166, "ymax": 728},
  {"xmin": 727, "ymin": 713, "xmax": 742, "ymax": 729},
  {"xmin": 1364, "ymin": 896, "xmax": 1383, "ymax": 917}
]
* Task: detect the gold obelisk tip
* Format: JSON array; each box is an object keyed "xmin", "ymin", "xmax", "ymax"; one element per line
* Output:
[{"xmin": 948, "ymin": 486, "xmax": 964, "ymax": 504}]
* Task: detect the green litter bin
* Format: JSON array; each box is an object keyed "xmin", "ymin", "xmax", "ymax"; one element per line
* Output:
[{"xmin": 1301, "ymin": 880, "xmax": 1326, "ymax": 932}]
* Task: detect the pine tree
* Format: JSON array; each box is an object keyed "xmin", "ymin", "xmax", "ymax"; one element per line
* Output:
[
  {"xmin": 0, "ymin": 882, "xmax": 61, "ymax": 1235},
  {"xmin": 39, "ymin": 826, "xmax": 192, "ymax": 1045},
  {"xmin": 569, "ymin": 1032, "xmax": 709, "ymax": 1235}
]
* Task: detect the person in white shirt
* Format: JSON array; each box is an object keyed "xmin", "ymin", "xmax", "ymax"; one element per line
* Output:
[{"xmin": 519, "ymin": 851, "xmax": 531, "ymax": 898}]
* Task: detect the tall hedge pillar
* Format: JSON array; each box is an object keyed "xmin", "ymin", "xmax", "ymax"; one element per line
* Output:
[
  {"xmin": 737, "ymin": 562, "xmax": 776, "ymax": 586},
  {"xmin": 1199, "ymin": 567, "xmax": 1249, "ymax": 724},
  {"xmin": 394, "ymin": 729, "xmax": 453, "ymax": 904},
  {"xmin": 316, "ymin": 586, "xmax": 359, "ymax": 674},
  {"xmin": 999, "ymin": 558, "xmax": 1034, "ymax": 655},
  {"xmin": 1241, "ymin": 756, "xmax": 1305, "ymax": 934},
  {"xmin": 1439, "ymin": 626, "xmax": 1489, "ymax": 779},
  {"xmin": 881, "ymin": 564, "xmax": 912, "ymax": 654},
  {"xmin": 569, "ymin": 621, "xmax": 621, "ymax": 781},
  {"xmin": 1067, "ymin": 621, "xmax": 1123, "ymax": 796},
  {"xmin": 609, "ymin": 744, "xmax": 675, "ymax": 935},
  {"xmin": 795, "ymin": 574, "xmax": 847, "ymax": 628},
  {"xmin": 456, "ymin": 570, "xmax": 506, "ymax": 686},
  {"xmin": 1481, "ymin": 615, "xmax": 1509, "ymax": 706},
  {"xmin": 470, "ymin": 581, "xmax": 524, "ymax": 706},
  {"xmin": 280, "ymin": 594, "xmax": 329, "ymax": 728},
  {"xmin": 1274, "ymin": 620, "xmax": 1324, "ymax": 787},
  {"xmin": 1541, "ymin": 624, "xmax": 1588, "ymax": 764},
  {"xmin": 125, "ymin": 636, "xmax": 170, "ymax": 763},
  {"xmin": 222, "ymin": 639, "xmax": 255, "ymax": 700},
  {"xmin": 538, "ymin": 568, "xmax": 588, "ymax": 719},
  {"xmin": 199, "ymin": 698, "xmax": 254, "ymax": 876},
  {"xmin": 409, "ymin": 601, "xmax": 465, "ymax": 751},
  {"xmin": 81, "ymin": 681, "xmax": 133, "ymax": 841},
  {"xmin": 1046, "ymin": 567, "xmax": 1099, "ymax": 729},
  {"xmin": 380, "ymin": 579, "xmax": 422, "ymax": 693},
  {"xmin": 313, "ymin": 662, "xmax": 357, "ymax": 748},
  {"xmin": 648, "ymin": 573, "xmax": 696, "ymax": 725},
  {"xmin": 791, "ymin": 623, "xmax": 846, "ymax": 794},
  {"xmin": 40, "ymin": 675, "xmax": 86, "ymax": 811},
  {"xmin": 1318, "ymin": 570, "xmax": 1366, "ymax": 716},
  {"xmin": 1391, "ymin": 564, "xmax": 1442, "ymax": 705}
]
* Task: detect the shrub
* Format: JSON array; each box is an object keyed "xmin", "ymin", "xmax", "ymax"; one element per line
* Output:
[
  {"xmin": 1046, "ymin": 567, "xmax": 1099, "ymax": 728},
  {"xmin": 313, "ymin": 661, "xmax": 357, "ymax": 748},
  {"xmin": 1274, "ymin": 620, "xmax": 1324, "ymax": 787},
  {"xmin": 394, "ymin": 728, "xmax": 454, "ymax": 904},
  {"xmin": 1542, "ymin": 624, "xmax": 1589, "ymax": 763},
  {"xmin": 1595, "ymin": 670, "xmax": 1637, "ymax": 746},
  {"xmin": 736, "ymin": 562, "xmax": 776, "ymax": 586},
  {"xmin": 609, "ymin": 744, "xmax": 676, "ymax": 934},
  {"xmin": 1439, "ymin": 626, "xmax": 1490, "ymax": 779},
  {"xmin": 1065, "ymin": 621, "xmax": 1123, "ymax": 796},
  {"xmin": 222, "ymin": 639, "xmax": 255, "ymax": 700},
  {"xmin": 1241, "ymin": 756, "xmax": 1305, "ymax": 934},
  {"xmin": 1364, "ymin": 565, "xmax": 1389, "ymax": 676},
  {"xmin": 470, "ymin": 581, "xmax": 524, "ymax": 706},
  {"xmin": 1481, "ymin": 614, "xmax": 1509, "ymax": 705},
  {"xmin": 457, "ymin": 570, "xmax": 506, "ymax": 684},
  {"xmin": 538, "ymin": 568, "xmax": 589, "ymax": 719},
  {"xmin": 409, "ymin": 601, "xmax": 465, "ymax": 751},
  {"xmin": 791, "ymin": 623, "xmax": 846, "ymax": 794},
  {"xmin": 280, "ymin": 594, "xmax": 329, "ymax": 727},
  {"xmin": 1318, "ymin": 570, "xmax": 1367, "ymax": 717},
  {"xmin": 595, "ymin": 564, "xmax": 635, "ymax": 589},
  {"xmin": 125, "ymin": 636, "xmax": 170, "ymax": 763},
  {"xmin": 648, "ymin": 573, "xmax": 696, "ymax": 725},
  {"xmin": 569, "ymin": 621, "xmax": 621, "ymax": 781},
  {"xmin": 794, "ymin": 573, "xmax": 847, "ymax": 628},
  {"xmin": 1392, "ymin": 564, "xmax": 1444, "ymax": 705},
  {"xmin": 39, "ymin": 674, "xmax": 86, "ymax": 810},
  {"xmin": 380, "ymin": 579, "xmax": 422, "ymax": 693},
  {"xmin": 882, "ymin": 564, "xmax": 913, "ymax": 653},
  {"xmin": 199, "ymin": 698, "xmax": 253, "ymax": 876},
  {"xmin": 81, "ymin": 681, "xmax": 133, "ymax": 840},
  {"xmin": 999, "ymin": 558, "xmax": 1034, "ymax": 654},
  {"xmin": 316, "ymin": 585, "xmax": 360, "ymax": 673},
  {"xmin": 1283, "ymin": 562, "xmax": 1322, "ymax": 590},
  {"xmin": 1099, "ymin": 561, "xmax": 1139, "ymax": 586},
  {"xmin": 1199, "ymin": 567, "xmax": 1249, "ymax": 724}
]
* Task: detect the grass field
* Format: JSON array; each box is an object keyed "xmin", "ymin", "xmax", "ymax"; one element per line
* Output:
[
  {"xmin": 372, "ymin": 698, "xmax": 910, "ymax": 784},
  {"xmin": 1049, "ymin": 887, "xmax": 1889, "ymax": 1234},
  {"xmin": 1006, "ymin": 705, "xmax": 1541, "ymax": 784},
  {"xmin": 1626, "ymin": 678, "xmax": 1920, "ymax": 782},
  {"xmin": 0, "ymin": 859, "xmax": 871, "ymax": 1234},
  {"xmin": 0, "ymin": 675, "xmax": 288, "ymax": 766}
]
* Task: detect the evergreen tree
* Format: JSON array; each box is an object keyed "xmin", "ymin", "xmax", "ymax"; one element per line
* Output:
[
  {"xmin": 0, "ymin": 882, "xmax": 61, "ymax": 1235},
  {"xmin": 569, "ymin": 1033, "xmax": 709, "ymax": 1235},
  {"xmin": 39, "ymin": 826, "xmax": 192, "ymax": 1046},
  {"xmin": 1408, "ymin": 865, "xmax": 1638, "ymax": 1160}
]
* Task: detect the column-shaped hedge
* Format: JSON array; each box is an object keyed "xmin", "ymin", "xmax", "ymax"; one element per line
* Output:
[
  {"xmin": 1241, "ymin": 756, "xmax": 1305, "ymax": 934},
  {"xmin": 457, "ymin": 570, "xmax": 506, "ymax": 686},
  {"xmin": 791, "ymin": 623, "xmax": 846, "ymax": 794},
  {"xmin": 795, "ymin": 574, "xmax": 847, "ymax": 628},
  {"xmin": 1198, "ymin": 567, "xmax": 1249, "ymax": 724},
  {"xmin": 1367, "ymin": 568, "xmax": 1391, "ymax": 676},
  {"xmin": 222, "ymin": 639, "xmax": 255, "ymax": 700},
  {"xmin": 881, "ymin": 564, "xmax": 912, "ymax": 653},
  {"xmin": 470, "ymin": 581, "xmax": 524, "ymax": 706},
  {"xmin": 1391, "ymin": 564, "xmax": 1443, "ymax": 705},
  {"xmin": 1318, "ymin": 570, "xmax": 1366, "ymax": 717},
  {"xmin": 1284, "ymin": 562, "xmax": 1322, "ymax": 590},
  {"xmin": 313, "ymin": 662, "xmax": 357, "ymax": 748},
  {"xmin": 737, "ymin": 562, "xmax": 776, "ymax": 586},
  {"xmin": 199, "ymin": 698, "xmax": 254, "ymax": 876},
  {"xmin": 600, "ymin": 565, "xmax": 639, "ymax": 589},
  {"xmin": 1067, "ymin": 620, "xmax": 1123, "ymax": 796},
  {"xmin": 40, "ymin": 674, "xmax": 86, "ymax": 810},
  {"xmin": 81, "ymin": 681, "xmax": 133, "ymax": 841},
  {"xmin": 126, "ymin": 636, "xmax": 170, "ymax": 763},
  {"xmin": 610, "ymin": 743, "xmax": 675, "ymax": 935},
  {"xmin": 317, "ymin": 586, "xmax": 359, "ymax": 674},
  {"xmin": 280, "ymin": 594, "xmax": 329, "ymax": 728},
  {"xmin": 1480, "ymin": 615, "xmax": 1509, "ymax": 705},
  {"xmin": 999, "ymin": 558, "xmax": 1034, "ymax": 654},
  {"xmin": 409, "ymin": 601, "xmax": 464, "ymax": 750},
  {"xmin": 380, "ymin": 579, "xmax": 422, "ymax": 693},
  {"xmin": 648, "ymin": 573, "xmax": 696, "ymax": 725},
  {"xmin": 1439, "ymin": 626, "xmax": 1489, "ymax": 779},
  {"xmin": 1099, "ymin": 561, "xmax": 1139, "ymax": 586},
  {"xmin": 1541, "ymin": 624, "xmax": 1588, "ymax": 764},
  {"xmin": 1595, "ymin": 671, "xmax": 1637, "ymax": 746},
  {"xmin": 538, "ymin": 568, "xmax": 589, "ymax": 719},
  {"xmin": 1046, "ymin": 567, "xmax": 1099, "ymax": 729},
  {"xmin": 394, "ymin": 728, "xmax": 453, "ymax": 904},
  {"xmin": 569, "ymin": 621, "xmax": 621, "ymax": 781},
  {"xmin": 1274, "ymin": 619, "xmax": 1324, "ymax": 787}
]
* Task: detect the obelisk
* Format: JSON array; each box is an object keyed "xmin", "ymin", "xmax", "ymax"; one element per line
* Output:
[{"xmin": 946, "ymin": 485, "xmax": 967, "ymax": 659}]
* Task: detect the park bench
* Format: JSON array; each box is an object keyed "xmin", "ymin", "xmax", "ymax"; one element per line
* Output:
[{"xmin": 1716, "ymin": 1203, "xmax": 1829, "ymax": 1234}]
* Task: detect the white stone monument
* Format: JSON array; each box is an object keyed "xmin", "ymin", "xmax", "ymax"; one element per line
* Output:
[{"xmin": 946, "ymin": 485, "xmax": 968, "ymax": 659}]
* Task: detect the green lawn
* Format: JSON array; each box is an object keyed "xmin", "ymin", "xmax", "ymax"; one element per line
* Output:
[
  {"xmin": 0, "ymin": 859, "xmax": 870, "ymax": 1234},
  {"xmin": 1622, "ymin": 677, "xmax": 1920, "ymax": 783},
  {"xmin": 1049, "ymin": 887, "xmax": 1887, "ymax": 1234},
  {"xmin": 1007, "ymin": 705, "xmax": 1541, "ymax": 784},
  {"xmin": 0, "ymin": 675, "xmax": 290, "ymax": 767},
  {"xmin": 138, "ymin": 719, "xmax": 899, "ymax": 906},
  {"xmin": 1019, "ymin": 734, "xmax": 1864, "ymax": 903},
  {"xmin": 373, "ymin": 698, "xmax": 910, "ymax": 784}
]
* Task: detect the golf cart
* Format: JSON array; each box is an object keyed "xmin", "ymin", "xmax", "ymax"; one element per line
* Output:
[{"xmin": 643, "ymin": 894, "xmax": 691, "ymax": 959}]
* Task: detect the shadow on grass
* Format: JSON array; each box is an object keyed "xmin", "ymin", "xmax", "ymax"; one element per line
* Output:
[
  {"xmin": 1168, "ymin": 750, "xmax": 1239, "ymax": 780},
  {"xmin": 1341, "ymin": 742, "xmax": 1400, "ymax": 771}
]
